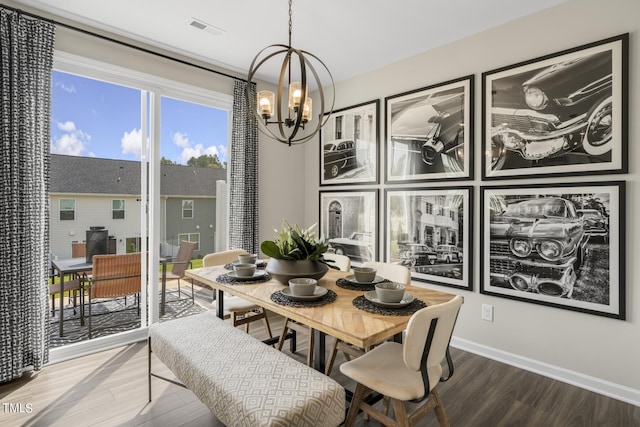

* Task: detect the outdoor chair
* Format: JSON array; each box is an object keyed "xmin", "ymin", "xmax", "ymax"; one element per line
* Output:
[
  {"xmin": 340, "ymin": 294, "xmax": 463, "ymax": 427},
  {"xmin": 325, "ymin": 261, "xmax": 411, "ymax": 375},
  {"xmin": 164, "ymin": 240, "xmax": 196, "ymax": 305},
  {"xmin": 203, "ymin": 250, "xmax": 272, "ymax": 338},
  {"xmin": 277, "ymin": 253, "xmax": 351, "ymax": 367},
  {"xmin": 81, "ymin": 252, "xmax": 142, "ymax": 339}
]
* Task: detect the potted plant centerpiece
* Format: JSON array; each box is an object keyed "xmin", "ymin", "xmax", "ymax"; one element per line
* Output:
[{"xmin": 261, "ymin": 221, "xmax": 337, "ymax": 285}]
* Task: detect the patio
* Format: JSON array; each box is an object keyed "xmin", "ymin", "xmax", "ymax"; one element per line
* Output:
[{"xmin": 49, "ymin": 281, "xmax": 214, "ymax": 348}]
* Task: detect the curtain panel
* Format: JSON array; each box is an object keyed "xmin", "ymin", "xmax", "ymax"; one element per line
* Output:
[
  {"xmin": 229, "ymin": 80, "xmax": 259, "ymax": 254},
  {"xmin": 0, "ymin": 9, "xmax": 55, "ymax": 382}
]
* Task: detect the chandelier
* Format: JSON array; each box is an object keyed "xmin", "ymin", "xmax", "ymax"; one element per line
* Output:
[{"xmin": 246, "ymin": 0, "xmax": 335, "ymax": 146}]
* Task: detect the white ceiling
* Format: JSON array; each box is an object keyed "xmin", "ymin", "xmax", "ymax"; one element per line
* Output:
[{"xmin": 13, "ymin": 0, "xmax": 567, "ymax": 84}]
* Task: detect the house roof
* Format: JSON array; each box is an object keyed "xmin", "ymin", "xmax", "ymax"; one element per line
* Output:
[{"xmin": 50, "ymin": 154, "xmax": 227, "ymax": 197}]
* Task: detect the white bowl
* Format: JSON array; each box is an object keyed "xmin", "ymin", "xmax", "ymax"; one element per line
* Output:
[
  {"xmin": 234, "ymin": 263, "xmax": 257, "ymax": 277},
  {"xmin": 353, "ymin": 267, "xmax": 377, "ymax": 283},
  {"xmin": 375, "ymin": 282, "xmax": 405, "ymax": 303},
  {"xmin": 238, "ymin": 253, "xmax": 258, "ymax": 264},
  {"xmin": 288, "ymin": 278, "xmax": 318, "ymax": 296}
]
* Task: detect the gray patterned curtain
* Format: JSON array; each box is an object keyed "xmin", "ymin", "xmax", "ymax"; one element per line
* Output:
[
  {"xmin": 0, "ymin": 8, "xmax": 55, "ymax": 382},
  {"xmin": 229, "ymin": 80, "xmax": 259, "ymax": 254}
]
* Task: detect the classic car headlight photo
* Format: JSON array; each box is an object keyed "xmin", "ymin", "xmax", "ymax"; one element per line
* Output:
[
  {"xmin": 536, "ymin": 240, "xmax": 563, "ymax": 261},
  {"xmin": 524, "ymin": 86, "xmax": 548, "ymax": 110},
  {"xmin": 510, "ymin": 238, "xmax": 532, "ymax": 257}
]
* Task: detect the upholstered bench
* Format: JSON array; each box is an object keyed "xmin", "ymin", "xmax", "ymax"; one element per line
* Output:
[{"xmin": 148, "ymin": 311, "xmax": 345, "ymax": 427}]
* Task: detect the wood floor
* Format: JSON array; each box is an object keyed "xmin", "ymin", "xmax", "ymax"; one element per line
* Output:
[{"xmin": 1, "ymin": 312, "xmax": 639, "ymax": 427}]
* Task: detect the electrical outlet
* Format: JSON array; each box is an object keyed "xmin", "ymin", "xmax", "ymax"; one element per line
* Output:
[{"xmin": 481, "ymin": 304, "xmax": 494, "ymax": 322}]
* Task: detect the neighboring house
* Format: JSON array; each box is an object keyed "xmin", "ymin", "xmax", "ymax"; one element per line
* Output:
[{"xmin": 49, "ymin": 154, "xmax": 227, "ymax": 259}]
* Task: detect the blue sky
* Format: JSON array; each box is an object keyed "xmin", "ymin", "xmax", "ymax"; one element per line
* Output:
[{"xmin": 50, "ymin": 71, "xmax": 228, "ymax": 165}]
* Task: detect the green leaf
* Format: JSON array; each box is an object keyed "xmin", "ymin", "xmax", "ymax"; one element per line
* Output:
[{"xmin": 261, "ymin": 240, "xmax": 283, "ymax": 259}]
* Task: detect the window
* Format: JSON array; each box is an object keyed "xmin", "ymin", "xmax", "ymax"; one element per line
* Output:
[
  {"xmin": 60, "ymin": 199, "xmax": 75, "ymax": 220},
  {"xmin": 112, "ymin": 199, "xmax": 125, "ymax": 219},
  {"xmin": 425, "ymin": 202, "xmax": 433, "ymax": 215},
  {"xmin": 335, "ymin": 116, "xmax": 343, "ymax": 139},
  {"xmin": 178, "ymin": 233, "xmax": 200, "ymax": 251},
  {"xmin": 182, "ymin": 200, "xmax": 194, "ymax": 219}
]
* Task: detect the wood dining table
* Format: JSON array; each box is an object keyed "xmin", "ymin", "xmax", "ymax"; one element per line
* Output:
[{"xmin": 185, "ymin": 264, "xmax": 458, "ymax": 373}]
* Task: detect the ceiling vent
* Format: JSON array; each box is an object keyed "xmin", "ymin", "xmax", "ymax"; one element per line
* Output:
[{"xmin": 188, "ymin": 18, "xmax": 225, "ymax": 36}]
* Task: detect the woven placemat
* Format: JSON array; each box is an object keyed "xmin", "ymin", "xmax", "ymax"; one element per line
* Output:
[
  {"xmin": 216, "ymin": 272, "xmax": 271, "ymax": 285},
  {"xmin": 336, "ymin": 277, "xmax": 393, "ymax": 291},
  {"xmin": 224, "ymin": 261, "xmax": 267, "ymax": 271},
  {"xmin": 270, "ymin": 289, "xmax": 337, "ymax": 308},
  {"xmin": 352, "ymin": 294, "xmax": 427, "ymax": 316}
]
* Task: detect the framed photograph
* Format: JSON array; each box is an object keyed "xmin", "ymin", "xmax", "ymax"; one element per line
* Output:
[
  {"xmin": 384, "ymin": 186, "xmax": 473, "ymax": 290},
  {"xmin": 385, "ymin": 75, "xmax": 474, "ymax": 183},
  {"xmin": 320, "ymin": 100, "xmax": 379, "ymax": 186},
  {"xmin": 480, "ymin": 182, "xmax": 625, "ymax": 319},
  {"xmin": 482, "ymin": 33, "xmax": 628, "ymax": 180},
  {"xmin": 319, "ymin": 189, "xmax": 378, "ymax": 267}
]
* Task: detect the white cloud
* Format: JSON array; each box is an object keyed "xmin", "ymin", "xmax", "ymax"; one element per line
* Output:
[
  {"xmin": 173, "ymin": 131, "xmax": 223, "ymax": 164},
  {"xmin": 55, "ymin": 81, "xmax": 76, "ymax": 93},
  {"xmin": 121, "ymin": 128, "xmax": 143, "ymax": 158},
  {"xmin": 172, "ymin": 131, "xmax": 190, "ymax": 149},
  {"xmin": 50, "ymin": 120, "xmax": 91, "ymax": 155}
]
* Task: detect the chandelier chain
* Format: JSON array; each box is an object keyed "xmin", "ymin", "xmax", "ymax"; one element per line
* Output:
[{"xmin": 288, "ymin": 0, "xmax": 293, "ymax": 47}]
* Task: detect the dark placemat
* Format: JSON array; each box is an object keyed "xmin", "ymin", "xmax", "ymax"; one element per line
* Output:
[
  {"xmin": 224, "ymin": 261, "xmax": 267, "ymax": 270},
  {"xmin": 336, "ymin": 277, "xmax": 391, "ymax": 291},
  {"xmin": 216, "ymin": 272, "xmax": 271, "ymax": 285},
  {"xmin": 270, "ymin": 289, "xmax": 337, "ymax": 308},
  {"xmin": 352, "ymin": 294, "xmax": 427, "ymax": 316}
]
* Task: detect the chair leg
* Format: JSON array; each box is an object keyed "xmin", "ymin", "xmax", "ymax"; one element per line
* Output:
[
  {"xmin": 88, "ymin": 288, "xmax": 92, "ymax": 339},
  {"xmin": 276, "ymin": 318, "xmax": 291, "ymax": 351},
  {"xmin": 306, "ymin": 329, "xmax": 314, "ymax": 367},
  {"xmin": 432, "ymin": 390, "xmax": 450, "ymax": 427},
  {"xmin": 261, "ymin": 310, "xmax": 273, "ymax": 339},
  {"xmin": 325, "ymin": 337, "xmax": 340, "ymax": 375},
  {"xmin": 344, "ymin": 383, "xmax": 370, "ymax": 427},
  {"xmin": 391, "ymin": 398, "xmax": 409, "ymax": 426}
]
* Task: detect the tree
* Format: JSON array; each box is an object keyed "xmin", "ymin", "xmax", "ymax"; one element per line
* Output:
[
  {"xmin": 186, "ymin": 154, "xmax": 225, "ymax": 169},
  {"xmin": 160, "ymin": 157, "xmax": 177, "ymax": 165}
]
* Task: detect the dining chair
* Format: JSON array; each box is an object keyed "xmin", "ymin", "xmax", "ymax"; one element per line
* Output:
[
  {"xmin": 164, "ymin": 240, "xmax": 197, "ymax": 305},
  {"xmin": 203, "ymin": 250, "xmax": 273, "ymax": 339},
  {"xmin": 277, "ymin": 253, "xmax": 351, "ymax": 367},
  {"xmin": 340, "ymin": 294, "xmax": 463, "ymax": 427},
  {"xmin": 325, "ymin": 260, "xmax": 412, "ymax": 375},
  {"xmin": 81, "ymin": 252, "xmax": 142, "ymax": 339}
]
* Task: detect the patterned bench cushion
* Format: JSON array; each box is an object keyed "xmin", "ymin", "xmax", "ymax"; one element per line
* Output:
[{"xmin": 150, "ymin": 311, "xmax": 345, "ymax": 427}]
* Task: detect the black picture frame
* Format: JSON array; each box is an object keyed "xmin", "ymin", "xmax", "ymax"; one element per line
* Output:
[
  {"xmin": 385, "ymin": 75, "xmax": 474, "ymax": 183},
  {"xmin": 319, "ymin": 189, "xmax": 378, "ymax": 267},
  {"xmin": 482, "ymin": 33, "xmax": 628, "ymax": 180},
  {"xmin": 384, "ymin": 186, "xmax": 473, "ymax": 291},
  {"xmin": 480, "ymin": 181, "xmax": 625, "ymax": 319},
  {"xmin": 319, "ymin": 100, "xmax": 379, "ymax": 186}
]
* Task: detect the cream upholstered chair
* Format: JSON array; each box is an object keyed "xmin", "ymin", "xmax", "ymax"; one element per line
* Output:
[
  {"xmin": 340, "ymin": 294, "xmax": 463, "ymax": 427},
  {"xmin": 325, "ymin": 260, "xmax": 411, "ymax": 375},
  {"xmin": 203, "ymin": 250, "xmax": 272, "ymax": 338},
  {"xmin": 323, "ymin": 252, "xmax": 351, "ymax": 272},
  {"xmin": 276, "ymin": 253, "xmax": 351, "ymax": 367}
]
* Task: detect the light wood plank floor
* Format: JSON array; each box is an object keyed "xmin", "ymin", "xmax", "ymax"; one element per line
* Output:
[{"xmin": 1, "ymin": 311, "xmax": 639, "ymax": 426}]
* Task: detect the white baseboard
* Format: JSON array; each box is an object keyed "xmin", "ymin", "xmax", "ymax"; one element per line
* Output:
[{"xmin": 451, "ymin": 336, "xmax": 640, "ymax": 407}]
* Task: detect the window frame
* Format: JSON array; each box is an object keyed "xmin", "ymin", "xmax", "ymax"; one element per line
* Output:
[
  {"xmin": 177, "ymin": 232, "xmax": 200, "ymax": 251},
  {"xmin": 182, "ymin": 199, "xmax": 194, "ymax": 219},
  {"xmin": 59, "ymin": 198, "xmax": 76, "ymax": 221},
  {"xmin": 112, "ymin": 199, "xmax": 126, "ymax": 219}
]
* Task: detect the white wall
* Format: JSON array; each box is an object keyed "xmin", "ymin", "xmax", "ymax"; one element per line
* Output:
[{"xmin": 304, "ymin": 0, "xmax": 639, "ymax": 403}]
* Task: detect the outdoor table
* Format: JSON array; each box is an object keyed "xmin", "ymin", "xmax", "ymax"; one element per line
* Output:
[{"xmin": 51, "ymin": 257, "xmax": 93, "ymax": 337}]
